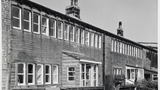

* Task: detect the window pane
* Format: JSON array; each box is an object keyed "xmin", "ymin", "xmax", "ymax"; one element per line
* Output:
[
  {"xmin": 46, "ymin": 65, "xmax": 49, "ymax": 73},
  {"xmin": 69, "ymin": 77, "xmax": 74, "ymax": 80},
  {"xmin": 36, "ymin": 65, "xmax": 43, "ymax": 84},
  {"xmin": 75, "ymin": 27, "xmax": 79, "ymax": 43},
  {"xmin": 18, "ymin": 64, "xmax": 24, "ymax": 73},
  {"xmin": 64, "ymin": 24, "xmax": 69, "ymax": 40},
  {"xmin": 81, "ymin": 30, "xmax": 84, "ymax": 44},
  {"xmin": 69, "ymin": 72, "xmax": 75, "ymax": 76},
  {"xmin": 95, "ymin": 34, "xmax": 98, "ymax": 48},
  {"xmin": 12, "ymin": 6, "xmax": 20, "ymax": 18},
  {"xmin": 91, "ymin": 33, "xmax": 94, "ymax": 47},
  {"xmin": 50, "ymin": 19, "xmax": 56, "ymax": 36},
  {"xmin": 85, "ymin": 31, "xmax": 89, "ymax": 45},
  {"xmin": 28, "ymin": 64, "xmax": 33, "ymax": 73},
  {"xmin": 46, "ymin": 75, "xmax": 49, "ymax": 82},
  {"xmin": 69, "ymin": 26, "xmax": 74, "ymax": 41},
  {"xmin": 42, "ymin": 26, "xmax": 47, "ymax": 33},
  {"xmin": 33, "ymin": 24, "xmax": 38, "ymax": 32},
  {"xmin": 24, "ymin": 10, "xmax": 29, "ymax": 20},
  {"xmin": 13, "ymin": 18, "xmax": 20, "ymax": 27},
  {"xmin": 69, "ymin": 67, "xmax": 75, "ymax": 71},
  {"xmin": 127, "ymin": 69, "xmax": 130, "ymax": 79},
  {"xmin": 28, "ymin": 75, "xmax": 33, "ymax": 83},
  {"xmin": 33, "ymin": 13, "xmax": 39, "ymax": 23},
  {"xmin": 24, "ymin": 21, "xmax": 29, "ymax": 30},
  {"xmin": 58, "ymin": 22, "xmax": 62, "ymax": 39},
  {"xmin": 42, "ymin": 17, "xmax": 47, "ymax": 26},
  {"xmin": 18, "ymin": 75, "xmax": 24, "ymax": 83},
  {"xmin": 99, "ymin": 35, "xmax": 102, "ymax": 48}
]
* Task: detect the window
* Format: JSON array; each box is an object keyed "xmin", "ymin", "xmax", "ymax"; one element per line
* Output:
[
  {"xmin": 111, "ymin": 39, "xmax": 114, "ymax": 51},
  {"xmin": 17, "ymin": 63, "xmax": 25, "ymax": 85},
  {"xmin": 57, "ymin": 21, "xmax": 63, "ymax": 39},
  {"xmin": 23, "ymin": 10, "xmax": 31, "ymax": 31},
  {"xmin": 45, "ymin": 65, "xmax": 51, "ymax": 84},
  {"xmin": 52, "ymin": 65, "xmax": 58, "ymax": 84},
  {"xmin": 27, "ymin": 64, "xmax": 35, "ymax": 85},
  {"xmin": 41, "ymin": 16, "xmax": 49, "ymax": 36},
  {"xmin": 69, "ymin": 25, "xmax": 74, "ymax": 42},
  {"xmin": 68, "ymin": 67, "xmax": 75, "ymax": 81},
  {"xmin": 117, "ymin": 41, "xmax": 119, "ymax": 53},
  {"xmin": 81, "ymin": 29, "xmax": 84, "ymax": 44},
  {"xmin": 50, "ymin": 19, "xmax": 56, "ymax": 37},
  {"xmin": 114, "ymin": 40, "xmax": 117, "ymax": 52},
  {"xmin": 33, "ymin": 13, "xmax": 40, "ymax": 33},
  {"xmin": 152, "ymin": 74, "xmax": 157, "ymax": 81},
  {"xmin": 120, "ymin": 42, "xmax": 122, "ymax": 53},
  {"xmin": 113, "ymin": 68, "xmax": 122, "ymax": 75},
  {"xmin": 64, "ymin": 23, "xmax": 69, "ymax": 40},
  {"xmin": 90, "ymin": 32, "xmax": 94, "ymax": 47},
  {"xmin": 85, "ymin": 31, "xmax": 90, "ymax": 46},
  {"xmin": 12, "ymin": 6, "xmax": 21, "ymax": 29},
  {"xmin": 36, "ymin": 64, "xmax": 43, "ymax": 85},
  {"xmin": 98, "ymin": 35, "xmax": 102, "ymax": 48},
  {"xmin": 80, "ymin": 64, "xmax": 98, "ymax": 87},
  {"xmin": 95, "ymin": 34, "xmax": 98, "ymax": 48},
  {"xmin": 75, "ymin": 27, "xmax": 80, "ymax": 43},
  {"xmin": 127, "ymin": 69, "xmax": 135, "ymax": 80}
]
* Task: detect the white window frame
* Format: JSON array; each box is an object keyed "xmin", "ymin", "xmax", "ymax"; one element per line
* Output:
[
  {"xmin": 23, "ymin": 9, "xmax": 31, "ymax": 32},
  {"xmin": 36, "ymin": 64, "xmax": 44, "ymax": 85},
  {"xmin": 57, "ymin": 21, "xmax": 63, "ymax": 39},
  {"xmin": 45, "ymin": 64, "xmax": 51, "ymax": 84},
  {"xmin": 69, "ymin": 25, "xmax": 75, "ymax": 42},
  {"xmin": 75, "ymin": 27, "xmax": 80, "ymax": 43},
  {"xmin": 90, "ymin": 32, "xmax": 94, "ymax": 47},
  {"xmin": 64, "ymin": 23, "xmax": 69, "ymax": 40},
  {"xmin": 98, "ymin": 35, "xmax": 102, "ymax": 49},
  {"xmin": 17, "ymin": 63, "xmax": 26, "ymax": 86},
  {"xmin": 50, "ymin": 19, "xmax": 56, "ymax": 38},
  {"xmin": 33, "ymin": 12, "xmax": 40, "ymax": 34},
  {"xmin": 12, "ymin": 6, "xmax": 21, "ymax": 29},
  {"xmin": 41, "ymin": 16, "xmax": 49, "ymax": 36},
  {"xmin": 95, "ymin": 34, "xmax": 98, "ymax": 48},
  {"xmin": 27, "ymin": 63, "xmax": 35, "ymax": 85},
  {"xmin": 67, "ymin": 67, "xmax": 76, "ymax": 82},
  {"xmin": 81, "ymin": 29, "xmax": 85, "ymax": 44},
  {"xmin": 52, "ymin": 65, "xmax": 58, "ymax": 84}
]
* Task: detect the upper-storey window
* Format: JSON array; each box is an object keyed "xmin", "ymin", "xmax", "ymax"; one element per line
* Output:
[
  {"xmin": 75, "ymin": 27, "xmax": 80, "ymax": 43},
  {"xmin": 81, "ymin": 29, "xmax": 84, "ymax": 44},
  {"xmin": 33, "ymin": 13, "xmax": 40, "ymax": 34},
  {"xmin": 69, "ymin": 25, "xmax": 74, "ymax": 42},
  {"xmin": 12, "ymin": 6, "xmax": 21, "ymax": 29},
  {"xmin": 99, "ymin": 35, "xmax": 102, "ymax": 48},
  {"xmin": 50, "ymin": 19, "xmax": 56, "ymax": 37},
  {"xmin": 64, "ymin": 23, "xmax": 69, "ymax": 40},
  {"xmin": 85, "ymin": 31, "xmax": 90, "ymax": 46},
  {"xmin": 23, "ymin": 10, "xmax": 31, "ymax": 31},
  {"xmin": 95, "ymin": 34, "xmax": 98, "ymax": 48},
  {"xmin": 42, "ymin": 16, "xmax": 49, "ymax": 36},
  {"xmin": 57, "ymin": 21, "xmax": 63, "ymax": 39},
  {"xmin": 90, "ymin": 32, "xmax": 94, "ymax": 47}
]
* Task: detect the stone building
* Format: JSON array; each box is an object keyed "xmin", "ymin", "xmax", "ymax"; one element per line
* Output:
[{"xmin": 1, "ymin": 0, "xmax": 157, "ymax": 90}]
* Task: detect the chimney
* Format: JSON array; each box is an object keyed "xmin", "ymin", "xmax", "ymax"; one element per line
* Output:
[
  {"xmin": 65, "ymin": 0, "xmax": 80, "ymax": 19},
  {"xmin": 117, "ymin": 21, "xmax": 123, "ymax": 36}
]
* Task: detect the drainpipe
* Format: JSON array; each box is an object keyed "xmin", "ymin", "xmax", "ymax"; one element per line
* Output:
[{"xmin": 102, "ymin": 33, "xmax": 106, "ymax": 90}]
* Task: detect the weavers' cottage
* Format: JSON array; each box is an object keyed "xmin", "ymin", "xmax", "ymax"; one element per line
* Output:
[{"xmin": 2, "ymin": 0, "xmax": 157, "ymax": 90}]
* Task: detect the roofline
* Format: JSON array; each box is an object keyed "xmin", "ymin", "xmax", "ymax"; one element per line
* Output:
[{"xmin": 13, "ymin": 0, "xmax": 157, "ymax": 53}]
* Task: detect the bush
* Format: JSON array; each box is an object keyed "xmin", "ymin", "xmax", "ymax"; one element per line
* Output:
[{"xmin": 137, "ymin": 79, "xmax": 158, "ymax": 90}]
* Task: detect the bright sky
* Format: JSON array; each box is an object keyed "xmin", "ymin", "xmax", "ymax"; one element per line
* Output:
[{"xmin": 31, "ymin": 0, "xmax": 157, "ymax": 42}]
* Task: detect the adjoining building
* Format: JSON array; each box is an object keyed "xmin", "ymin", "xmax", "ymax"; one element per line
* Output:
[{"xmin": 1, "ymin": 0, "xmax": 157, "ymax": 90}]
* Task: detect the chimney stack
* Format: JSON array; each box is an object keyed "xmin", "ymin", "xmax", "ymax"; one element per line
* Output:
[
  {"xmin": 117, "ymin": 21, "xmax": 123, "ymax": 36},
  {"xmin": 65, "ymin": 0, "xmax": 80, "ymax": 19}
]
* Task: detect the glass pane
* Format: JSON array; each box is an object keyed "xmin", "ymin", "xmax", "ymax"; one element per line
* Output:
[
  {"xmin": 28, "ymin": 75, "xmax": 33, "ymax": 83},
  {"xmin": 33, "ymin": 13, "xmax": 39, "ymax": 23},
  {"xmin": 33, "ymin": 24, "xmax": 38, "ymax": 32},
  {"xmin": 82, "ymin": 64, "xmax": 85, "ymax": 72},
  {"xmin": 69, "ymin": 72, "xmax": 75, "ymax": 76},
  {"xmin": 69, "ymin": 26, "xmax": 74, "ymax": 41},
  {"xmin": 81, "ymin": 73, "xmax": 85, "ymax": 79},
  {"xmin": 24, "ymin": 10, "xmax": 29, "ymax": 20},
  {"xmin": 12, "ymin": 7, "xmax": 20, "ymax": 17},
  {"xmin": 42, "ymin": 26, "xmax": 46, "ymax": 33},
  {"xmin": 53, "ymin": 66, "xmax": 57, "ymax": 74},
  {"xmin": 127, "ymin": 69, "xmax": 130, "ymax": 79},
  {"xmin": 69, "ymin": 77, "xmax": 74, "ymax": 80},
  {"xmin": 23, "ymin": 21, "xmax": 29, "ymax": 30},
  {"xmin": 46, "ymin": 75, "xmax": 50, "ymax": 82},
  {"xmin": 46, "ymin": 65, "xmax": 50, "ymax": 74},
  {"xmin": 36, "ymin": 65, "xmax": 42, "ymax": 84},
  {"xmin": 69, "ymin": 67, "xmax": 75, "ymax": 71},
  {"xmin": 18, "ymin": 75, "xmax": 23, "ymax": 83},
  {"xmin": 18, "ymin": 64, "xmax": 23, "ymax": 73},
  {"xmin": 13, "ymin": 18, "xmax": 20, "ymax": 27},
  {"xmin": 28, "ymin": 64, "xmax": 33, "ymax": 73},
  {"xmin": 42, "ymin": 17, "xmax": 47, "ymax": 26},
  {"xmin": 53, "ymin": 75, "xmax": 57, "ymax": 83}
]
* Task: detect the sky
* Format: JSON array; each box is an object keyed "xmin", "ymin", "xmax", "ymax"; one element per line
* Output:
[{"xmin": 31, "ymin": 0, "xmax": 158, "ymax": 43}]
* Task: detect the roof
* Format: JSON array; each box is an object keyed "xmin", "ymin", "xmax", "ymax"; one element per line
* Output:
[{"xmin": 13, "ymin": 0, "xmax": 157, "ymax": 53}]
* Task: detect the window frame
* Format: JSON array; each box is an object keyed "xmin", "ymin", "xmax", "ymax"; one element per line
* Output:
[
  {"xmin": 81, "ymin": 29, "xmax": 85, "ymax": 44},
  {"xmin": 23, "ymin": 9, "xmax": 31, "ymax": 32},
  {"xmin": 17, "ymin": 62, "xmax": 26, "ymax": 86},
  {"xmin": 75, "ymin": 27, "xmax": 80, "ymax": 43},
  {"xmin": 50, "ymin": 18, "xmax": 57, "ymax": 38},
  {"xmin": 41, "ymin": 16, "xmax": 49, "ymax": 36},
  {"xmin": 69, "ymin": 25, "xmax": 75, "ymax": 42},
  {"xmin": 45, "ymin": 64, "xmax": 51, "ymax": 84},
  {"xmin": 33, "ymin": 12, "xmax": 40, "ymax": 34},
  {"xmin": 64, "ymin": 23, "xmax": 69, "ymax": 41},
  {"xmin": 36, "ymin": 64, "xmax": 44, "ymax": 85},
  {"xmin": 90, "ymin": 32, "xmax": 95, "ymax": 47},
  {"xmin": 27, "ymin": 63, "xmax": 35, "ymax": 85},
  {"xmin": 67, "ymin": 66, "xmax": 76, "ymax": 82},
  {"xmin": 57, "ymin": 21, "xmax": 63, "ymax": 39},
  {"xmin": 52, "ymin": 65, "xmax": 59, "ymax": 84},
  {"xmin": 85, "ymin": 31, "xmax": 90, "ymax": 46},
  {"xmin": 12, "ymin": 6, "xmax": 21, "ymax": 29}
]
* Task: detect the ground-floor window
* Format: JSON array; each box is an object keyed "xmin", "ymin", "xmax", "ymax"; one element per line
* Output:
[
  {"xmin": 127, "ymin": 69, "xmax": 135, "ymax": 80},
  {"xmin": 17, "ymin": 62, "xmax": 58, "ymax": 86},
  {"xmin": 152, "ymin": 74, "xmax": 157, "ymax": 81},
  {"xmin": 80, "ymin": 64, "xmax": 98, "ymax": 87}
]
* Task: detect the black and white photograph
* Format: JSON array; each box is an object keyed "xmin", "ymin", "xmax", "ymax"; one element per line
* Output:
[{"xmin": 1, "ymin": 0, "xmax": 158, "ymax": 90}]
